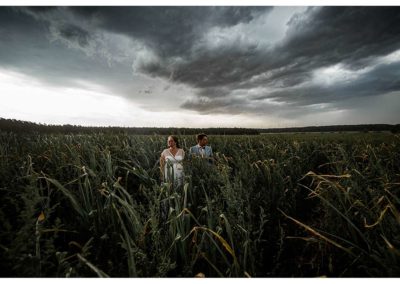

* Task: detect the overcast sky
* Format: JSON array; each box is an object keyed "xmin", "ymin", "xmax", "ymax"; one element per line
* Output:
[{"xmin": 1, "ymin": 5, "xmax": 400, "ymax": 128}]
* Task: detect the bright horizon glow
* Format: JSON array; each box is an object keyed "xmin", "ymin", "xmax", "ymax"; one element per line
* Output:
[
  {"xmin": 0, "ymin": 68, "xmax": 288, "ymax": 128},
  {"xmin": 1, "ymin": 67, "xmax": 397, "ymax": 129},
  {"xmin": 0, "ymin": 68, "xmax": 137, "ymax": 126}
]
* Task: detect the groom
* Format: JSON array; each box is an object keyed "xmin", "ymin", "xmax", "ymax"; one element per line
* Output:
[{"xmin": 189, "ymin": 133, "xmax": 213, "ymax": 162}]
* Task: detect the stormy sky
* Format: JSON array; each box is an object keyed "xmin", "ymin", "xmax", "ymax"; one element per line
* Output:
[{"xmin": 1, "ymin": 5, "xmax": 400, "ymax": 128}]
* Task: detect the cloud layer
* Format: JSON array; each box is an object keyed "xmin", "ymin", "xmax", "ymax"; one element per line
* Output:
[{"xmin": 1, "ymin": 6, "xmax": 400, "ymax": 126}]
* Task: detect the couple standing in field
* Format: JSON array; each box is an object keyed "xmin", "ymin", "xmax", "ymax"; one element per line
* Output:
[{"xmin": 160, "ymin": 133, "xmax": 213, "ymax": 187}]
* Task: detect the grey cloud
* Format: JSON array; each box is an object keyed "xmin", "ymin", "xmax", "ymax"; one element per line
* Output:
[
  {"xmin": 65, "ymin": 7, "xmax": 272, "ymax": 57},
  {"xmin": 58, "ymin": 24, "xmax": 92, "ymax": 48},
  {"xmin": 5, "ymin": 6, "xmax": 400, "ymax": 92},
  {"xmin": 0, "ymin": 7, "xmax": 131, "ymax": 91},
  {"xmin": 181, "ymin": 93, "xmax": 301, "ymax": 118},
  {"xmin": 282, "ymin": 7, "xmax": 400, "ymax": 68},
  {"xmin": 0, "ymin": 7, "xmax": 193, "ymax": 115},
  {"xmin": 333, "ymin": 91, "xmax": 400, "ymax": 125},
  {"xmin": 242, "ymin": 7, "xmax": 400, "ymax": 88},
  {"xmin": 1, "ymin": 6, "xmax": 400, "ymax": 123},
  {"xmin": 24, "ymin": 6, "xmax": 58, "ymax": 13},
  {"xmin": 174, "ymin": 7, "xmax": 400, "ymax": 115},
  {"xmin": 192, "ymin": 7, "xmax": 400, "ymax": 87},
  {"xmin": 181, "ymin": 59, "xmax": 400, "ymax": 118},
  {"xmin": 260, "ymin": 61, "xmax": 400, "ymax": 106},
  {"xmin": 14, "ymin": 7, "xmax": 101, "ymax": 57},
  {"xmin": 17, "ymin": 6, "xmax": 273, "ymax": 84},
  {"xmin": 181, "ymin": 96, "xmax": 251, "ymax": 115},
  {"xmin": 196, "ymin": 87, "xmax": 231, "ymax": 98}
]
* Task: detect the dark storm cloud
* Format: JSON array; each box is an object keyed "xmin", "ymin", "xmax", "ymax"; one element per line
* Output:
[
  {"xmin": 1, "ymin": 6, "xmax": 400, "ymax": 120},
  {"xmin": 12, "ymin": 7, "xmax": 98, "ymax": 54},
  {"xmin": 284, "ymin": 7, "xmax": 400, "ymax": 67},
  {"xmin": 0, "ymin": 6, "xmax": 139, "ymax": 96},
  {"xmin": 174, "ymin": 7, "xmax": 400, "ymax": 113},
  {"xmin": 181, "ymin": 96, "xmax": 253, "ymax": 115},
  {"xmin": 0, "ymin": 6, "xmax": 272, "ymax": 94},
  {"xmin": 58, "ymin": 24, "xmax": 92, "ymax": 48},
  {"xmin": 247, "ymin": 60, "xmax": 400, "ymax": 114},
  {"xmin": 34, "ymin": 6, "xmax": 271, "ymax": 58},
  {"xmin": 106, "ymin": 6, "xmax": 400, "ymax": 89},
  {"xmin": 183, "ymin": 59, "xmax": 400, "ymax": 117}
]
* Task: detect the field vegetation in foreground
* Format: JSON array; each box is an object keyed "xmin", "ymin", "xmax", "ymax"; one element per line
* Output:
[{"xmin": 0, "ymin": 131, "xmax": 399, "ymax": 277}]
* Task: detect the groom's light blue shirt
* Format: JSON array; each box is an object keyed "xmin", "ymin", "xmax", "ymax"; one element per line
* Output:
[{"xmin": 189, "ymin": 144, "xmax": 213, "ymax": 158}]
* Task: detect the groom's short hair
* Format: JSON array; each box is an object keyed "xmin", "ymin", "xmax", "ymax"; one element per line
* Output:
[{"xmin": 196, "ymin": 133, "xmax": 207, "ymax": 142}]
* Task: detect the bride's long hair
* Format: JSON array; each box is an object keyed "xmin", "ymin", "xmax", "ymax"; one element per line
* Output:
[{"xmin": 168, "ymin": 135, "xmax": 180, "ymax": 149}]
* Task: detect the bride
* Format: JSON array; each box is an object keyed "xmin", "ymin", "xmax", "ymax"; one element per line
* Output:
[{"xmin": 160, "ymin": 135, "xmax": 185, "ymax": 187}]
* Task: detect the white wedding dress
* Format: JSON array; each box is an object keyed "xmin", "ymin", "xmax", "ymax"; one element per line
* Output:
[{"xmin": 163, "ymin": 149, "xmax": 185, "ymax": 187}]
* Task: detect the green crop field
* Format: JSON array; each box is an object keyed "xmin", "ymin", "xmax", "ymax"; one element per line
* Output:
[{"xmin": 0, "ymin": 131, "xmax": 399, "ymax": 277}]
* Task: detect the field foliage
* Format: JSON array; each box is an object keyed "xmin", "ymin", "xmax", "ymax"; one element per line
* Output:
[{"xmin": 0, "ymin": 132, "xmax": 399, "ymax": 277}]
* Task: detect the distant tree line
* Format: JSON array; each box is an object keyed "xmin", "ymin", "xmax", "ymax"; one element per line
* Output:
[
  {"xmin": 259, "ymin": 124, "xmax": 400, "ymax": 134},
  {"xmin": 0, "ymin": 118, "xmax": 260, "ymax": 135},
  {"xmin": 1, "ymin": 118, "xmax": 399, "ymax": 135}
]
